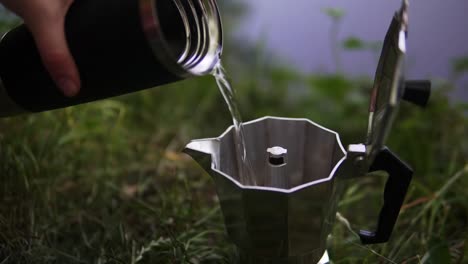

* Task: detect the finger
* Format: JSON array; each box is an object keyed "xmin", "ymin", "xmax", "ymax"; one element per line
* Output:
[{"xmin": 27, "ymin": 17, "xmax": 81, "ymax": 97}]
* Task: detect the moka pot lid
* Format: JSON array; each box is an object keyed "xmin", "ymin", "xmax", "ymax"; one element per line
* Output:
[{"xmin": 365, "ymin": 1, "xmax": 409, "ymax": 162}]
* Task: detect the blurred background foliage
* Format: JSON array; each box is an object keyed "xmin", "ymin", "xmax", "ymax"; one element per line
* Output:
[{"xmin": 0, "ymin": 2, "xmax": 467, "ymax": 264}]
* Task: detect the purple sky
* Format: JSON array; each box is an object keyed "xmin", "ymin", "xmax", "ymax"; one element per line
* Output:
[{"xmin": 232, "ymin": 0, "xmax": 468, "ymax": 99}]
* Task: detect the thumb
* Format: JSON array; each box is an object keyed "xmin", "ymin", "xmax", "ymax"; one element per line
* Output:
[{"xmin": 27, "ymin": 17, "xmax": 81, "ymax": 97}]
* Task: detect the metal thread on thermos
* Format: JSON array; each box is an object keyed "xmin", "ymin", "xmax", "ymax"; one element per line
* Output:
[{"xmin": 0, "ymin": 0, "xmax": 222, "ymax": 117}]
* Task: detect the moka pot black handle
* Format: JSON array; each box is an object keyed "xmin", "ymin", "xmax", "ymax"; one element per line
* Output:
[
  {"xmin": 0, "ymin": 0, "xmax": 215, "ymax": 116},
  {"xmin": 359, "ymin": 147, "xmax": 413, "ymax": 244}
]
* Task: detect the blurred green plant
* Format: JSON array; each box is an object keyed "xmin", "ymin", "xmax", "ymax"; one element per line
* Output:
[
  {"xmin": 323, "ymin": 7, "xmax": 345, "ymax": 21},
  {"xmin": 451, "ymin": 56, "xmax": 468, "ymax": 80},
  {"xmin": 342, "ymin": 36, "xmax": 383, "ymax": 63},
  {"xmin": 452, "ymin": 57, "xmax": 468, "ymax": 74},
  {"xmin": 0, "ymin": 6, "xmax": 20, "ymax": 33},
  {"xmin": 323, "ymin": 7, "xmax": 345, "ymax": 73}
]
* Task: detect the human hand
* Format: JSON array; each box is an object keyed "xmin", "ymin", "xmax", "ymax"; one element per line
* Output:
[{"xmin": 1, "ymin": 0, "xmax": 80, "ymax": 96}]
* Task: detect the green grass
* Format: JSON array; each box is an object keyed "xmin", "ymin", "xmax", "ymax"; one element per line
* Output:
[
  {"xmin": 0, "ymin": 65, "xmax": 466, "ymax": 263},
  {"xmin": 0, "ymin": 78, "xmax": 236, "ymax": 263}
]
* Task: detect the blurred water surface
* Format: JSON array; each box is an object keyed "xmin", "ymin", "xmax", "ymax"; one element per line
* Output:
[{"xmin": 231, "ymin": 0, "xmax": 468, "ymax": 100}]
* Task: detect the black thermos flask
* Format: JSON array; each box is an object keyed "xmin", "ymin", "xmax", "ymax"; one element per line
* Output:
[{"xmin": 0, "ymin": 0, "xmax": 223, "ymax": 117}]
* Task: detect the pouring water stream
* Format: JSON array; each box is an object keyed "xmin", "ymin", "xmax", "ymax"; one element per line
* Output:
[{"xmin": 212, "ymin": 62, "xmax": 255, "ymax": 185}]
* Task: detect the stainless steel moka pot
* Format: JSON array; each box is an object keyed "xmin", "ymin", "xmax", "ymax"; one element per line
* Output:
[
  {"xmin": 184, "ymin": 1, "xmax": 431, "ymax": 263},
  {"xmin": 0, "ymin": 0, "xmax": 222, "ymax": 117}
]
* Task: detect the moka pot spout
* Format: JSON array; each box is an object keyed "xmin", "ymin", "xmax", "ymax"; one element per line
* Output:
[{"xmin": 183, "ymin": 138, "xmax": 220, "ymax": 173}]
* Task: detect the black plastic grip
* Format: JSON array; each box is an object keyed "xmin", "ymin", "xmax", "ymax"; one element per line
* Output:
[
  {"xmin": 0, "ymin": 0, "xmax": 185, "ymax": 113},
  {"xmin": 402, "ymin": 80, "xmax": 431, "ymax": 107},
  {"xmin": 359, "ymin": 147, "xmax": 413, "ymax": 244}
]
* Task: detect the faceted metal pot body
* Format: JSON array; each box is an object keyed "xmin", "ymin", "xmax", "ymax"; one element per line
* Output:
[{"xmin": 184, "ymin": 117, "xmax": 347, "ymax": 263}]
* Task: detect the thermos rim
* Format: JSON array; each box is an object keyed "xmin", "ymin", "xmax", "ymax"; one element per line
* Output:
[{"xmin": 139, "ymin": 0, "xmax": 223, "ymax": 76}]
